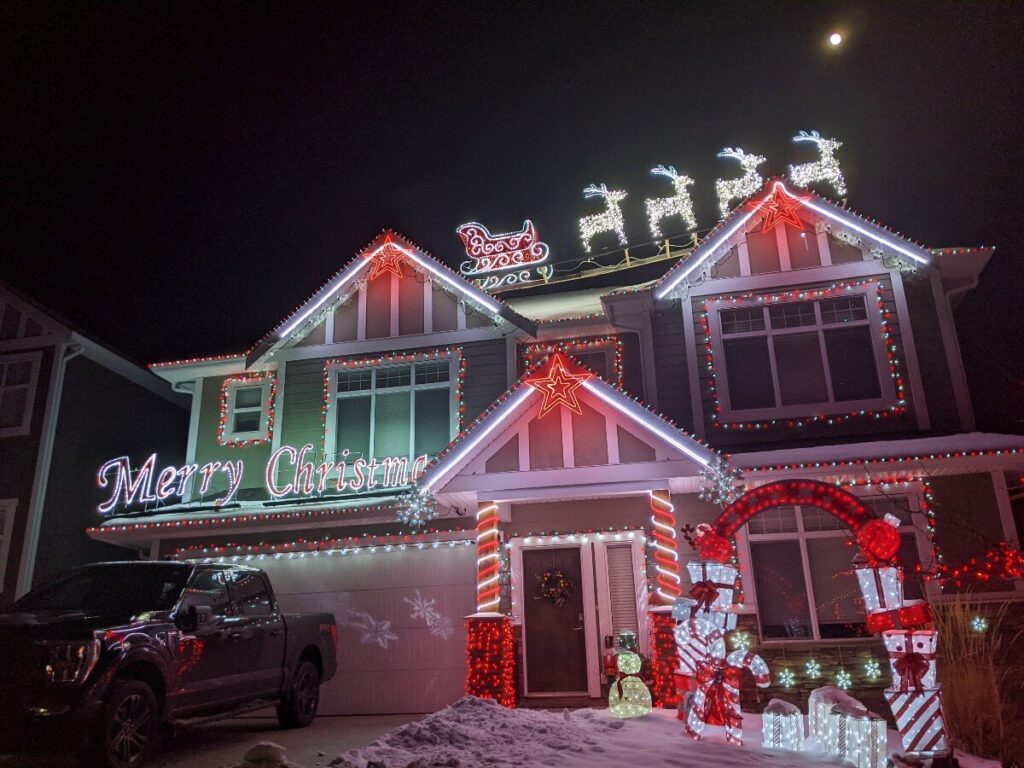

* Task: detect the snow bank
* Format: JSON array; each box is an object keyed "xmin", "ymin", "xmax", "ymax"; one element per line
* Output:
[{"xmin": 330, "ymin": 696, "xmax": 836, "ymax": 768}]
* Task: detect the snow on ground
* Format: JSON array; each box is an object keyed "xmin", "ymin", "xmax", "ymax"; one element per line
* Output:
[{"xmin": 231, "ymin": 697, "xmax": 1000, "ymax": 768}]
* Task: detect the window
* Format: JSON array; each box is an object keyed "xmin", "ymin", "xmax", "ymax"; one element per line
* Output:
[
  {"xmin": 327, "ymin": 354, "xmax": 456, "ymax": 471},
  {"xmin": 219, "ymin": 374, "xmax": 275, "ymax": 446},
  {"xmin": 179, "ymin": 569, "xmax": 233, "ymax": 617},
  {"xmin": 714, "ymin": 289, "xmax": 890, "ymax": 419},
  {"xmin": 0, "ymin": 352, "xmax": 41, "ymax": 438},
  {"xmin": 229, "ymin": 570, "xmax": 273, "ymax": 617},
  {"xmin": 745, "ymin": 496, "xmax": 926, "ymax": 641}
]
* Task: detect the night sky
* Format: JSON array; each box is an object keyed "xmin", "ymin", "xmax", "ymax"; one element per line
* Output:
[{"xmin": 2, "ymin": 2, "xmax": 1022, "ymax": 431}]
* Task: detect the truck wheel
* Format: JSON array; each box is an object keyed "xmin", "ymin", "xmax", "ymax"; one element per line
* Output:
[
  {"xmin": 277, "ymin": 660, "xmax": 320, "ymax": 729},
  {"xmin": 94, "ymin": 680, "xmax": 160, "ymax": 768}
]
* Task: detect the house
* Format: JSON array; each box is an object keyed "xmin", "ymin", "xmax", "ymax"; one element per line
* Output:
[
  {"xmin": 0, "ymin": 281, "xmax": 188, "ymax": 605},
  {"xmin": 87, "ymin": 182, "xmax": 1023, "ymax": 716}
]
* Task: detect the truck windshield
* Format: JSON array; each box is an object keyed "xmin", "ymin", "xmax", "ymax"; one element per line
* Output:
[{"xmin": 6, "ymin": 564, "xmax": 190, "ymax": 617}]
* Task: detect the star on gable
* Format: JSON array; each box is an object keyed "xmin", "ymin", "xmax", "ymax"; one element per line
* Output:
[
  {"xmin": 366, "ymin": 240, "xmax": 407, "ymax": 280},
  {"xmin": 525, "ymin": 352, "xmax": 593, "ymax": 419},
  {"xmin": 749, "ymin": 182, "xmax": 810, "ymax": 232}
]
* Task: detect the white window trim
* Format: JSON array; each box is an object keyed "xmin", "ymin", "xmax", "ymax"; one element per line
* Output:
[
  {"xmin": 710, "ymin": 283, "xmax": 897, "ymax": 423},
  {"xmin": 323, "ymin": 353, "xmax": 459, "ymax": 464},
  {"xmin": 0, "ymin": 498, "xmax": 17, "ymax": 595},
  {"xmin": 738, "ymin": 487, "xmax": 932, "ymax": 644},
  {"xmin": 222, "ymin": 378, "xmax": 274, "ymax": 444},
  {"xmin": 0, "ymin": 351, "xmax": 42, "ymax": 438}
]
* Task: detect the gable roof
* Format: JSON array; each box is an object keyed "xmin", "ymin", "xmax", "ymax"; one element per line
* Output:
[
  {"xmin": 243, "ymin": 230, "xmax": 537, "ymax": 367},
  {"xmin": 417, "ymin": 353, "xmax": 722, "ymax": 496},
  {"xmin": 654, "ymin": 178, "xmax": 934, "ymax": 301}
]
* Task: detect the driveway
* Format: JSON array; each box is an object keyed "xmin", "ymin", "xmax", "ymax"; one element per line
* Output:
[{"xmin": 1, "ymin": 712, "xmax": 418, "ymax": 768}]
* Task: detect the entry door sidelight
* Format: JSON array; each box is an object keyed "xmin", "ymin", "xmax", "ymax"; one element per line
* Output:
[{"xmin": 522, "ymin": 547, "xmax": 589, "ymax": 694}]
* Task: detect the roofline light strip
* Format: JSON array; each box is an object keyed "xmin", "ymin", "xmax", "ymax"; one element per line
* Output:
[
  {"xmin": 421, "ymin": 389, "xmax": 536, "ymax": 492},
  {"xmin": 582, "ymin": 380, "xmax": 712, "ymax": 466},
  {"xmin": 278, "ymin": 256, "xmax": 372, "ymax": 338},
  {"xmin": 400, "ymin": 243, "xmax": 502, "ymax": 315}
]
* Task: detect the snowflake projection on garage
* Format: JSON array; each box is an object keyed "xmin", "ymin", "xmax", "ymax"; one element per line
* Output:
[
  {"xmin": 327, "ymin": 592, "xmax": 400, "ymax": 650},
  {"xmin": 404, "ymin": 590, "xmax": 456, "ymax": 640}
]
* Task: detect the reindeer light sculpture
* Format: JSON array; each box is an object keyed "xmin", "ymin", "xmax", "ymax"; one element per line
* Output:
[
  {"xmin": 579, "ymin": 183, "xmax": 628, "ymax": 253},
  {"xmin": 714, "ymin": 148, "xmax": 766, "ymax": 218},
  {"xmin": 645, "ymin": 165, "xmax": 697, "ymax": 239},
  {"xmin": 788, "ymin": 130, "xmax": 847, "ymax": 196}
]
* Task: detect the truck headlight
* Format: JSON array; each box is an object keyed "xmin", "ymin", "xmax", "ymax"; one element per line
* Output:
[{"xmin": 46, "ymin": 640, "xmax": 100, "ymax": 685}]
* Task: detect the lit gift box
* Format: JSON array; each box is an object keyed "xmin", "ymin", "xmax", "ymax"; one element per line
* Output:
[
  {"xmin": 809, "ymin": 686, "xmax": 865, "ymax": 746},
  {"xmin": 882, "ymin": 629, "xmax": 938, "ymax": 692},
  {"xmin": 672, "ymin": 596, "xmax": 737, "ymax": 630},
  {"xmin": 884, "ymin": 687, "xmax": 949, "ymax": 756},
  {"xmin": 864, "ymin": 599, "xmax": 933, "ymax": 634},
  {"xmin": 855, "ymin": 565, "xmax": 904, "ymax": 615},
  {"xmin": 826, "ymin": 705, "xmax": 887, "ymax": 768},
  {"xmin": 761, "ymin": 698, "xmax": 804, "ymax": 751},
  {"xmin": 685, "ymin": 560, "xmax": 738, "ymax": 616}
]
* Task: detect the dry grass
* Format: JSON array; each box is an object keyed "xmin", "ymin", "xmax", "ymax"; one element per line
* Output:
[{"xmin": 933, "ymin": 598, "xmax": 1023, "ymax": 766}]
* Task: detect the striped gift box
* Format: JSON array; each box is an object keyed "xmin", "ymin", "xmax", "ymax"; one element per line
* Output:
[{"xmin": 883, "ymin": 687, "xmax": 949, "ymax": 756}]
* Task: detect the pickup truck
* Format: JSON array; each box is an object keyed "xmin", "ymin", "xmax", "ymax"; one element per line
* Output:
[{"xmin": 0, "ymin": 561, "xmax": 337, "ymax": 768}]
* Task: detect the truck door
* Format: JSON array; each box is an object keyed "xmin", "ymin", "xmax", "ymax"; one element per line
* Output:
[
  {"xmin": 172, "ymin": 568, "xmax": 240, "ymax": 713},
  {"xmin": 227, "ymin": 569, "xmax": 286, "ymax": 698}
]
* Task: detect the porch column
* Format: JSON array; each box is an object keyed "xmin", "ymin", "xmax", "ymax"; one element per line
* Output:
[
  {"xmin": 464, "ymin": 501, "xmax": 515, "ymax": 706},
  {"xmin": 647, "ymin": 489, "xmax": 681, "ymax": 708}
]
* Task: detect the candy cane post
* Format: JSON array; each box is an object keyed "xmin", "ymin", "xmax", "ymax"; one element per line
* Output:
[
  {"xmin": 649, "ymin": 490, "xmax": 681, "ymax": 603},
  {"xmin": 476, "ymin": 501, "xmax": 500, "ymax": 612},
  {"xmin": 685, "ymin": 650, "xmax": 770, "ymax": 746}
]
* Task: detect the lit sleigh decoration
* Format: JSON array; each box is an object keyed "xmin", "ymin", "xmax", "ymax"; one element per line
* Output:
[{"xmin": 456, "ymin": 219, "xmax": 552, "ymax": 290}]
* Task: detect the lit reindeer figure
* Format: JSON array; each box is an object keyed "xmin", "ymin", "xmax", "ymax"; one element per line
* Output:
[
  {"xmin": 579, "ymin": 183, "xmax": 628, "ymax": 253},
  {"xmin": 788, "ymin": 130, "xmax": 847, "ymax": 196},
  {"xmin": 714, "ymin": 148, "xmax": 766, "ymax": 218},
  {"xmin": 645, "ymin": 165, "xmax": 697, "ymax": 239}
]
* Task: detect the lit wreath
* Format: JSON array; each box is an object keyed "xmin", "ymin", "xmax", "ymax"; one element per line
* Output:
[{"xmin": 534, "ymin": 568, "xmax": 573, "ymax": 607}]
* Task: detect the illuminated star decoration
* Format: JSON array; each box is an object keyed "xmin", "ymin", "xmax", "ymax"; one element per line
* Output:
[
  {"xmin": 366, "ymin": 240, "xmax": 407, "ymax": 280},
  {"xmin": 525, "ymin": 352, "xmax": 593, "ymax": 419},
  {"xmin": 749, "ymin": 182, "xmax": 810, "ymax": 233}
]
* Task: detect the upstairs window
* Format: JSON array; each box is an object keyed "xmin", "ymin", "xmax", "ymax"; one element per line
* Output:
[
  {"xmin": 0, "ymin": 352, "xmax": 41, "ymax": 438},
  {"xmin": 713, "ymin": 288, "xmax": 892, "ymax": 420},
  {"xmin": 326, "ymin": 354, "xmax": 457, "ymax": 469},
  {"xmin": 520, "ymin": 337, "xmax": 624, "ymax": 389},
  {"xmin": 219, "ymin": 374, "xmax": 276, "ymax": 446}
]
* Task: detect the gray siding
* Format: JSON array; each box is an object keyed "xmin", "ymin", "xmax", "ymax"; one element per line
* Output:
[
  {"xmin": 903, "ymin": 279, "xmax": 960, "ymax": 433},
  {"xmin": 461, "ymin": 338, "xmax": 509, "ymax": 424},
  {"xmin": 651, "ymin": 301, "xmax": 694, "ymax": 432}
]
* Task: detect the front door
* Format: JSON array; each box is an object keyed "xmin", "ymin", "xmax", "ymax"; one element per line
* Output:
[{"xmin": 522, "ymin": 547, "xmax": 588, "ymax": 694}]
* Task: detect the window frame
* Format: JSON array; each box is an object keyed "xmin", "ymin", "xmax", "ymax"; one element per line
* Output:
[
  {"xmin": 0, "ymin": 351, "xmax": 42, "ymax": 438},
  {"xmin": 709, "ymin": 283, "xmax": 895, "ymax": 422},
  {"xmin": 739, "ymin": 488, "xmax": 934, "ymax": 644},
  {"xmin": 323, "ymin": 350, "xmax": 460, "ymax": 465},
  {"xmin": 0, "ymin": 498, "xmax": 16, "ymax": 595},
  {"xmin": 219, "ymin": 373, "xmax": 276, "ymax": 446}
]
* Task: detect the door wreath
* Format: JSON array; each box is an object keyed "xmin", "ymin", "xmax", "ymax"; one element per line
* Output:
[{"xmin": 534, "ymin": 567, "xmax": 573, "ymax": 607}]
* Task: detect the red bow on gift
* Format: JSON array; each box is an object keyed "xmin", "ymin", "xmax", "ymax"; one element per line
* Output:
[
  {"xmin": 893, "ymin": 651, "xmax": 931, "ymax": 692},
  {"xmin": 696, "ymin": 660, "xmax": 742, "ymax": 727},
  {"xmin": 689, "ymin": 580, "xmax": 731, "ymax": 615}
]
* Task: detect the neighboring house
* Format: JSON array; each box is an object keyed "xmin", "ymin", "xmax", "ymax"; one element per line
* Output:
[
  {"xmin": 0, "ymin": 281, "xmax": 188, "ymax": 604},
  {"xmin": 88, "ymin": 183, "xmax": 1023, "ymax": 717}
]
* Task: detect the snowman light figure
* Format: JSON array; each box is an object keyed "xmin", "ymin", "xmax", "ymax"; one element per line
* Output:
[{"xmin": 608, "ymin": 651, "xmax": 653, "ymax": 719}]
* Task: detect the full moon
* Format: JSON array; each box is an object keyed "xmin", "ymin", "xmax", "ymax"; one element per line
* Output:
[{"xmin": 829, "ymin": 32, "xmax": 843, "ymax": 46}]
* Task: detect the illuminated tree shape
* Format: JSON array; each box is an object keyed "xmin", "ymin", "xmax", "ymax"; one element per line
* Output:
[{"xmin": 608, "ymin": 651, "xmax": 652, "ymax": 719}]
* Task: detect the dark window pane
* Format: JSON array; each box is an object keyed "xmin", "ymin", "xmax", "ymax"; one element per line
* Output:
[
  {"xmin": 234, "ymin": 386, "xmax": 263, "ymax": 408},
  {"xmin": 0, "ymin": 389, "xmax": 27, "ymax": 428},
  {"xmin": 724, "ymin": 337, "xmax": 774, "ymax": 410},
  {"xmin": 415, "ymin": 388, "xmax": 451, "ymax": 456},
  {"xmin": 5, "ymin": 361, "xmax": 32, "ymax": 386},
  {"xmin": 229, "ymin": 571, "xmax": 272, "ymax": 617},
  {"xmin": 820, "ymin": 296, "xmax": 867, "ymax": 324},
  {"xmin": 720, "ymin": 307, "xmax": 765, "ymax": 334},
  {"xmin": 337, "ymin": 369, "xmax": 372, "ymax": 392},
  {"xmin": 773, "ymin": 333, "xmax": 828, "ymax": 405},
  {"xmin": 337, "ymin": 396, "xmax": 371, "ymax": 460},
  {"xmin": 800, "ymin": 505, "xmax": 848, "ymax": 531},
  {"xmin": 746, "ymin": 506, "xmax": 798, "ymax": 534},
  {"xmin": 377, "ymin": 366, "xmax": 411, "ymax": 388},
  {"xmin": 373, "ymin": 392, "xmax": 410, "ymax": 458},
  {"xmin": 414, "ymin": 361, "xmax": 450, "ymax": 384},
  {"xmin": 899, "ymin": 535, "xmax": 926, "ymax": 601},
  {"xmin": 233, "ymin": 411, "xmax": 261, "ymax": 433},
  {"xmin": 863, "ymin": 496, "xmax": 913, "ymax": 525},
  {"xmin": 824, "ymin": 326, "xmax": 881, "ymax": 401},
  {"xmin": 181, "ymin": 570, "xmax": 232, "ymax": 616},
  {"xmin": 769, "ymin": 302, "xmax": 816, "ymax": 329},
  {"xmin": 806, "ymin": 538, "xmax": 869, "ymax": 638},
  {"xmin": 750, "ymin": 541, "xmax": 813, "ymax": 638}
]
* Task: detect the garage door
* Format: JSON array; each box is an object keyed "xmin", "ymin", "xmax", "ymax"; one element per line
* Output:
[{"xmin": 255, "ymin": 543, "xmax": 476, "ymax": 715}]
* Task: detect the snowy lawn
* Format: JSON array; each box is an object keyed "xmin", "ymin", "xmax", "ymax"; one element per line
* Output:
[{"xmin": 232, "ymin": 697, "xmax": 999, "ymax": 768}]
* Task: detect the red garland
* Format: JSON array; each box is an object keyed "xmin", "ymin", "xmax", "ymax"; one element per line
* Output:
[
  {"xmin": 648, "ymin": 611, "xmax": 680, "ymax": 708},
  {"xmin": 465, "ymin": 616, "xmax": 515, "ymax": 708}
]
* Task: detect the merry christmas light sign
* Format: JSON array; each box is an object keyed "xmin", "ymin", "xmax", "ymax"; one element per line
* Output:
[{"xmin": 96, "ymin": 444, "xmax": 430, "ymax": 513}]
